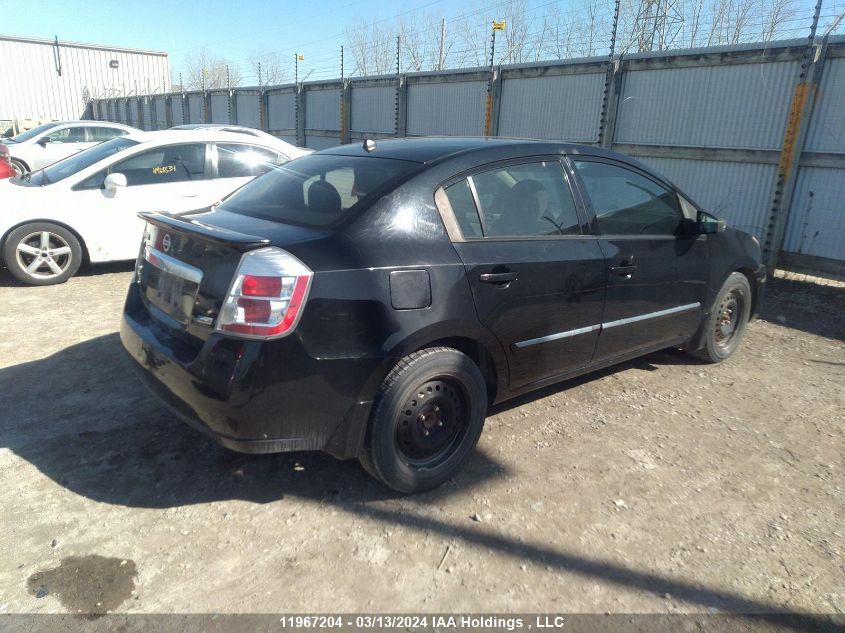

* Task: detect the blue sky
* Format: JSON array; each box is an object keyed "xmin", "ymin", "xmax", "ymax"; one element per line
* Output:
[{"xmin": 4, "ymin": 0, "xmax": 839, "ymax": 86}]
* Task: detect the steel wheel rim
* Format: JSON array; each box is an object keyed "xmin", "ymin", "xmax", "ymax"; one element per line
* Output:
[
  {"xmin": 395, "ymin": 378, "xmax": 470, "ymax": 468},
  {"xmin": 15, "ymin": 231, "xmax": 73, "ymax": 279},
  {"xmin": 714, "ymin": 289, "xmax": 744, "ymax": 351},
  {"xmin": 12, "ymin": 162, "xmax": 23, "ymax": 176}
]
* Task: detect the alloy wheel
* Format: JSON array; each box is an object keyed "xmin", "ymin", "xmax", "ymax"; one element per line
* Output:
[{"xmin": 15, "ymin": 231, "xmax": 74, "ymax": 280}]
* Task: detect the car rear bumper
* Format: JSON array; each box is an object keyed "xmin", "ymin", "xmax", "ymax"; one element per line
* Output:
[{"xmin": 120, "ymin": 283, "xmax": 378, "ymax": 458}]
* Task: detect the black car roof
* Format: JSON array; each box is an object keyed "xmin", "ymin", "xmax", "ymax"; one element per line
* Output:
[{"xmin": 317, "ymin": 136, "xmax": 643, "ymax": 167}]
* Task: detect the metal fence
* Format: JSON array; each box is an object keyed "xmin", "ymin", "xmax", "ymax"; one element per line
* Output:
[{"xmin": 91, "ymin": 36, "xmax": 845, "ymax": 276}]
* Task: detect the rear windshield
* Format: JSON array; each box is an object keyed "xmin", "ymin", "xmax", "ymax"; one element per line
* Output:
[{"xmin": 217, "ymin": 154, "xmax": 419, "ymax": 227}]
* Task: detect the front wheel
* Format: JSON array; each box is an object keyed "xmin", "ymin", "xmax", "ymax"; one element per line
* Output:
[
  {"xmin": 3, "ymin": 223, "xmax": 83, "ymax": 285},
  {"xmin": 360, "ymin": 347, "xmax": 488, "ymax": 493},
  {"xmin": 10, "ymin": 159, "xmax": 28, "ymax": 177},
  {"xmin": 690, "ymin": 272, "xmax": 752, "ymax": 363}
]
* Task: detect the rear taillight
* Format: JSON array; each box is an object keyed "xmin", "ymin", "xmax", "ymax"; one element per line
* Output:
[
  {"xmin": 0, "ymin": 143, "xmax": 9, "ymax": 165},
  {"xmin": 216, "ymin": 247, "xmax": 312, "ymax": 338}
]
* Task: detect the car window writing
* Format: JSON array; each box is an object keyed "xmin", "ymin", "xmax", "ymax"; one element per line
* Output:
[
  {"xmin": 111, "ymin": 143, "xmax": 206, "ymax": 186},
  {"xmin": 573, "ymin": 160, "xmax": 683, "ymax": 236},
  {"xmin": 469, "ymin": 161, "xmax": 582, "ymax": 238}
]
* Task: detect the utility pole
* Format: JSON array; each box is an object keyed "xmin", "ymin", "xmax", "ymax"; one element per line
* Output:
[{"xmin": 438, "ymin": 18, "xmax": 446, "ymax": 71}]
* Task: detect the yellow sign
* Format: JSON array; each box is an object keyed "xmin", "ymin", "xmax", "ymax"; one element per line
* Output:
[
  {"xmin": 297, "ymin": 54, "xmax": 304, "ymax": 61},
  {"xmin": 492, "ymin": 20, "xmax": 506, "ymax": 31}
]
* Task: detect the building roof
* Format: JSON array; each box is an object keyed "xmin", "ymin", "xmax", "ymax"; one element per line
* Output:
[{"xmin": 0, "ymin": 34, "xmax": 168, "ymax": 57}]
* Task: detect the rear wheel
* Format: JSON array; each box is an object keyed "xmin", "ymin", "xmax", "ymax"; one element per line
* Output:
[
  {"xmin": 3, "ymin": 223, "xmax": 82, "ymax": 285},
  {"xmin": 360, "ymin": 347, "xmax": 487, "ymax": 493},
  {"xmin": 690, "ymin": 272, "xmax": 752, "ymax": 363}
]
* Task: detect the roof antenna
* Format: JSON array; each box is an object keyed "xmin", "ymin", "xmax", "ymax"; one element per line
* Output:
[{"xmin": 363, "ymin": 139, "xmax": 376, "ymax": 152}]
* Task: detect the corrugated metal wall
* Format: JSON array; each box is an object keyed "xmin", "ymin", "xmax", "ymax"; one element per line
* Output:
[
  {"xmin": 639, "ymin": 157, "xmax": 779, "ymax": 237},
  {"xmin": 616, "ymin": 62, "xmax": 799, "ymax": 149},
  {"xmin": 89, "ymin": 37, "xmax": 845, "ymax": 272},
  {"xmin": 351, "ymin": 84, "xmax": 395, "ymax": 134},
  {"xmin": 407, "ymin": 79, "xmax": 487, "ymax": 136},
  {"xmin": 498, "ymin": 70, "xmax": 605, "ymax": 142},
  {"xmin": 236, "ymin": 92, "xmax": 261, "ymax": 129},
  {"xmin": 0, "ymin": 35, "xmax": 169, "ymax": 123},
  {"xmin": 209, "ymin": 92, "xmax": 230, "ymax": 124}
]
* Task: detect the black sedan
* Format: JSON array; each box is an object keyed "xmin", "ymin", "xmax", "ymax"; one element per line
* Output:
[{"xmin": 120, "ymin": 137, "xmax": 765, "ymax": 493}]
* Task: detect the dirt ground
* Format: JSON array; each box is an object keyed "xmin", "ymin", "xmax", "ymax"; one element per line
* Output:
[{"xmin": 0, "ymin": 263, "xmax": 843, "ymax": 624}]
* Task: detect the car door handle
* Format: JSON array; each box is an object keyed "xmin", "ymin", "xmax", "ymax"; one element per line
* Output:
[
  {"xmin": 479, "ymin": 272, "xmax": 518, "ymax": 284},
  {"xmin": 610, "ymin": 264, "xmax": 637, "ymax": 276},
  {"xmin": 610, "ymin": 257, "xmax": 637, "ymax": 277}
]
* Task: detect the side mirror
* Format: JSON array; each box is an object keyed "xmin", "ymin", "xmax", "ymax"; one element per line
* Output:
[
  {"xmin": 698, "ymin": 211, "xmax": 726, "ymax": 234},
  {"xmin": 37, "ymin": 137, "xmax": 50, "ymax": 147},
  {"xmin": 104, "ymin": 172, "xmax": 127, "ymax": 192}
]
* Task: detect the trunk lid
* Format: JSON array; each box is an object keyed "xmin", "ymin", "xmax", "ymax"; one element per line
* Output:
[{"xmin": 138, "ymin": 209, "xmax": 326, "ymax": 339}]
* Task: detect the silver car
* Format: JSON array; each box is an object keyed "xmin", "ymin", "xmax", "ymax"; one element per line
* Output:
[{"xmin": 2, "ymin": 121, "xmax": 139, "ymax": 175}]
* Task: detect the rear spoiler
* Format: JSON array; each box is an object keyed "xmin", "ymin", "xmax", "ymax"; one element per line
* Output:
[{"xmin": 139, "ymin": 211, "xmax": 270, "ymax": 250}]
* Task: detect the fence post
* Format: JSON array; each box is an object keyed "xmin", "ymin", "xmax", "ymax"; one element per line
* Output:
[
  {"xmin": 396, "ymin": 76, "xmax": 408, "ymax": 137},
  {"xmin": 340, "ymin": 80, "xmax": 351, "ymax": 144},
  {"xmin": 296, "ymin": 85, "xmax": 306, "ymax": 147},
  {"xmin": 260, "ymin": 88, "xmax": 269, "ymax": 132},
  {"xmin": 203, "ymin": 91, "xmax": 210, "ymax": 123},
  {"xmin": 489, "ymin": 67, "xmax": 503, "ymax": 137},
  {"xmin": 763, "ymin": 1, "xmax": 825, "ymax": 271},
  {"xmin": 230, "ymin": 88, "xmax": 238, "ymax": 125},
  {"xmin": 599, "ymin": 56, "xmax": 623, "ymax": 148}
]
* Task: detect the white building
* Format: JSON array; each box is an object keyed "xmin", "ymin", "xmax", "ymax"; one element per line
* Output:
[{"xmin": 0, "ymin": 34, "xmax": 170, "ymax": 133}]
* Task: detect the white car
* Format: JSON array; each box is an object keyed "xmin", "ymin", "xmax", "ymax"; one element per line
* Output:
[
  {"xmin": 2, "ymin": 121, "xmax": 139, "ymax": 176},
  {"xmin": 0, "ymin": 129, "xmax": 309, "ymax": 285}
]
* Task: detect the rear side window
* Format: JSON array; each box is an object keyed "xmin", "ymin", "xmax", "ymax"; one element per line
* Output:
[
  {"xmin": 88, "ymin": 127, "xmax": 126, "ymax": 142},
  {"xmin": 573, "ymin": 160, "xmax": 683, "ymax": 236},
  {"xmin": 217, "ymin": 143, "xmax": 280, "ymax": 178},
  {"xmin": 443, "ymin": 161, "xmax": 581, "ymax": 239},
  {"xmin": 217, "ymin": 154, "xmax": 419, "ymax": 228},
  {"xmin": 111, "ymin": 143, "xmax": 206, "ymax": 186},
  {"xmin": 46, "ymin": 127, "xmax": 87, "ymax": 143}
]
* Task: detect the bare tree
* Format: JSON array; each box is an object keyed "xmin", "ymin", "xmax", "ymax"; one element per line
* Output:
[
  {"xmin": 761, "ymin": 0, "xmax": 797, "ymax": 41},
  {"xmin": 344, "ymin": 19, "xmax": 398, "ymax": 76},
  {"xmin": 183, "ymin": 48, "xmax": 242, "ymax": 90},
  {"xmin": 249, "ymin": 49, "xmax": 287, "ymax": 86}
]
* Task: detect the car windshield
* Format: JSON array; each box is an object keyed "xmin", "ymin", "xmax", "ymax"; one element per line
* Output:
[
  {"xmin": 41, "ymin": 137, "xmax": 139, "ymax": 184},
  {"xmin": 7, "ymin": 122, "xmax": 61, "ymax": 143},
  {"xmin": 217, "ymin": 154, "xmax": 419, "ymax": 227}
]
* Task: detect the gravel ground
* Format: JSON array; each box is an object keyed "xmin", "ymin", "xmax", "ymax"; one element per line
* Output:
[{"xmin": 0, "ymin": 264, "xmax": 843, "ymax": 624}]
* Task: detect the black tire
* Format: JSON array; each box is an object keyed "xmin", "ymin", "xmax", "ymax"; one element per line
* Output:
[
  {"xmin": 10, "ymin": 159, "xmax": 28, "ymax": 177},
  {"xmin": 3, "ymin": 222, "xmax": 83, "ymax": 286},
  {"xmin": 690, "ymin": 272, "xmax": 752, "ymax": 363},
  {"xmin": 360, "ymin": 347, "xmax": 488, "ymax": 493}
]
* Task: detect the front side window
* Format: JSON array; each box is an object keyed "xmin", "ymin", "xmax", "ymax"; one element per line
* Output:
[
  {"xmin": 111, "ymin": 143, "xmax": 206, "ymax": 186},
  {"xmin": 573, "ymin": 160, "xmax": 683, "ymax": 236},
  {"xmin": 46, "ymin": 127, "xmax": 87, "ymax": 143},
  {"xmin": 88, "ymin": 127, "xmax": 126, "ymax": 142},
  {"xmin": 9, "ymin": 122, "xmax": 61, "ymax": 143},
  {"xmin": 217, "ymin": 143, "xmax": 280, "ymax": 178},
  {"xmin": 45, "ymin": 137, "xmax": 139, "ymax": 185},
  {"xmin": 218, "ymin": 154, "xmax": 419, "ymax": 228},
  {"xmin": 444, "ymin": 161, "xmax": 581, "ymax": 239}
]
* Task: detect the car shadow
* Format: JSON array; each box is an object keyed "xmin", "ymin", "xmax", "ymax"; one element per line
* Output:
[
  {"xmin": 759, "ymin": 275, "xmax": 845, "ymax": 341},
  {"xmin": 0, "ymin": 334, "xmax": 837, "ymax": 630},
  {"xmin": 0, "ymin": 333, "xmax": 504, "ymax": 508},
  {"xmin": 0, "ymin": 260, "xmax": 135, "ymax": 287}
]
